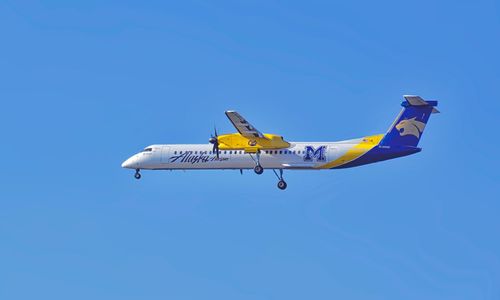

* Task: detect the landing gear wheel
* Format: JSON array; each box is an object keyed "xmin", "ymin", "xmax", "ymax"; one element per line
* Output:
[
  {"xmin": 277, "ymin": 180, "xmax": 287, "ymax": 190},
  {"xmin": 134, "ymin": 169, "xmax": 141, "ymax": 179},
  {"xmin": 254, "ymin": 165, "xmax": 264, "ymax": 175}
]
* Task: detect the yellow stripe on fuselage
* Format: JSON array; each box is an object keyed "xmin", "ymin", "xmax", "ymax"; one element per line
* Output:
[{"xmin": 316, "ymin": 134, "xmax": 384, "ymax": 169}]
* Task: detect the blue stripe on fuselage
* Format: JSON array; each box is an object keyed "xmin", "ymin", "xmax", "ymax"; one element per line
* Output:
[{"xmin": 331, "ymin": 146, "xmax": 421, "ymax": 169}]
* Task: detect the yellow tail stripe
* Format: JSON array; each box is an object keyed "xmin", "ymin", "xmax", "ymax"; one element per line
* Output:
[{"xmin": 317, "ymin": 134, "xmax": 384, "ymax": 169}]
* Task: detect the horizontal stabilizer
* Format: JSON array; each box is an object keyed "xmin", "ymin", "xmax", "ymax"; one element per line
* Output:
[{"xmin": 403, "ymin": 95, "xmax": 440, "ymax": 114}]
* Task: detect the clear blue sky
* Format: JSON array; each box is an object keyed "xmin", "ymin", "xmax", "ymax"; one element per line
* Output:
[{"xmin": 1, "ymin": 1, "xmax": 499, "ymax": 299}]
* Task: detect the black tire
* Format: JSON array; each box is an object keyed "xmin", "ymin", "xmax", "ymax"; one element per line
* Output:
[
  {"xmin": 134, "ymin": 172, "xmax": 141, "ymax": 179},
  {"xmin": 277, "ymin": 180, "xmax": 287, "ymax": 190},
  {"xmin": 254, "ymin": 165, "xmax": 264, "ymax": 175}
]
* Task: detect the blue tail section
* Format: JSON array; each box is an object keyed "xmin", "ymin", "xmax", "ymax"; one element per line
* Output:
[
  {"xmin": 379, "ymin": 95, "xmax": 439, "ymax": 147},
  {"xmin": 332, "ymin": 95, "xmax": 439, "ymax": 169}
]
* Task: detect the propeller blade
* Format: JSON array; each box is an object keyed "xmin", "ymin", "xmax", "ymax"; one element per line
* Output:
[{"xmin": 209, "ymin": 125, "xmax": 220, "ymax": 159}]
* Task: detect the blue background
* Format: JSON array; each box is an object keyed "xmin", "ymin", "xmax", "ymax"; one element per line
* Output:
[{"xmin": 1, "ymin": 1, "xmax": 499, "ymax": 299}]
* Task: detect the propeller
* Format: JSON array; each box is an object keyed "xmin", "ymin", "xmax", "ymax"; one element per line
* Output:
[{"xmin": 209, "ymin": 126, "xmax": 220, "ymax": 159}]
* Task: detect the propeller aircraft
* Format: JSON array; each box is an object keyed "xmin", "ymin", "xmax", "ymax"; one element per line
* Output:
[{"xmin": 122, "ymin": 95, "xmax": 439, "ymax": 190}]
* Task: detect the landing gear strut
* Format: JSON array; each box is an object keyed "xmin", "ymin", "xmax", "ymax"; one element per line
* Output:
[
  {"xmin": 251, "ymin": 150, "xmax": 264, "ymax": 175},
  {"xmin": 134, "ymin": 169, "xmax": 141, "ymax": 179},
  {"xmin": 273, "ymin": 169, "xmax": 287, "ymax": 190}
]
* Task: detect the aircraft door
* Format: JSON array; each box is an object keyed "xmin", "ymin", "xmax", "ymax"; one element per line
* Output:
[
  {"xmin": 161, "ymin": 146, "xmax": 171, "ymax": 164},
  {"xmin": 327, "ymin": 146, "xmax": 338, "ymax": 161}
]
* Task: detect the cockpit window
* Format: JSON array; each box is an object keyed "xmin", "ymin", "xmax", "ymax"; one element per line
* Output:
[{"xmin": 143, "ymin": 147, "xmax": 153, "ymax": 152}]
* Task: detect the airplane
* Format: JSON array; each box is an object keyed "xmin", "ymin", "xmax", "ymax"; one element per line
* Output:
[{"xmin": 122, "ymin": 95, "xmax": 439, "ymax": 190}]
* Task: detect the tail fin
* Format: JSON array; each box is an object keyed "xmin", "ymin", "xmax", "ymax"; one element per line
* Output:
[{"xmin": 379, "ymin": 95, "xmax": 439, "ymax": 147}]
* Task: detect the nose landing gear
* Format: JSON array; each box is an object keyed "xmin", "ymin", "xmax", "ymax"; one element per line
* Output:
[
  {"xmin": 273, "ymin": 169, "xmax": 287, "ymax": 190},
  {"xmin": 134, "ymin": 169, "xmax": 141, "ymax": 179}
]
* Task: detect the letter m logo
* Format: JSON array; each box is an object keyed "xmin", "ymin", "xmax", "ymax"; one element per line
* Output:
[{"xmin": 303, "ymin": 146, "xmax": 326, "ymax": 162}]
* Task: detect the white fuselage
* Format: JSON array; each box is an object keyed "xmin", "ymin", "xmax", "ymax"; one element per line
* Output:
[
  {"xmin": 121, "ymin": 98, "xmax": 437, "ymax": 190},
  {"xmin": 121, "ymin": 139, "xmax": 364, "ymax": 171}
]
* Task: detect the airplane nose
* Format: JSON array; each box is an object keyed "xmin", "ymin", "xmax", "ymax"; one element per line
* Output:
[{"xmin": 121, "ymin": 156, "xmax": 137, "ymax": 169}]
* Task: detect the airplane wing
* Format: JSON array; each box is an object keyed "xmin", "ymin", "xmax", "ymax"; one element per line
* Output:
[{"xmin": 225, "ymin": 111, "xmax": 267, "ymax": 139}]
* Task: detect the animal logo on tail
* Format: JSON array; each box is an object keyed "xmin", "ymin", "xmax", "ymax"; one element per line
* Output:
[{"xmin": 395, "ymin": 117, "xmax": 426, "ymax": 138}]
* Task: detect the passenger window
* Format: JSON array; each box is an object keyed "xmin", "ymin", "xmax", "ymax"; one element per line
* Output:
[
  {"xmin": 174, "ymin": 151, "xmax": 177, "ymax": 154},
  {"xmin": 279, "ymin": 151, "xmax": 282, "ymax": 154}
]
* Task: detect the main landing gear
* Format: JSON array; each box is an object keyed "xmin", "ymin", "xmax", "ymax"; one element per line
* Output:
[
  {"xmin": 134, "ymin": 169, "xmax": 141, "ymax": 179},
  {"xmin": 273, "ymin": 169, "xmax": 287, "ymax": 190},
  {"xmin": 254, "ymin": 165, "xmax": 264, "ymax": 175},
  {"xmin": 251, "ymin": 150, "xmax": 264, "ymax": 175},
  {"xmin": 248, "ymin": 151, "xmax": 286, "ymax": 189}
]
